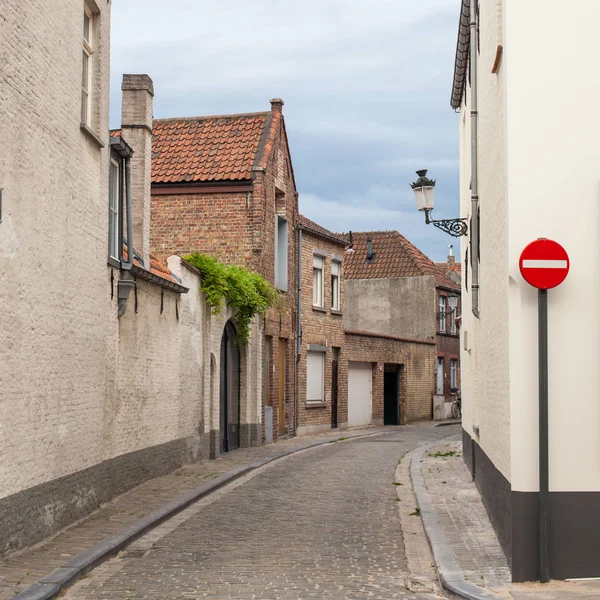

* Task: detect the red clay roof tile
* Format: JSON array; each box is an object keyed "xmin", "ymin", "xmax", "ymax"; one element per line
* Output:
[
  {"xmin": 152, "ymin": 112, "xmax": 269, "ymax": 184},
  {"xmin": 342, "ymin": 231, "xmax": 460, "ymax": 290},
  {"xmin": 297, "ymin": 214, "xmax": 347, "ymax": 246}
]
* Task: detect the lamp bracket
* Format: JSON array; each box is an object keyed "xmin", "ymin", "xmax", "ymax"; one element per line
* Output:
[{"xmin": 424, "ymin": 209, "xmax": 468, "ymax": 237}]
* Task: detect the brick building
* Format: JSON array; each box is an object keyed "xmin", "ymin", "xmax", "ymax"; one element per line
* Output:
[
  {"xmin": 150, "ymin": 100, "xmax": 298, "ymax": 445},
  {"xmin": 342, "ymin": 231, "xmax": 460, "ymax": 422},
  {"xmin": 296, "ymin": 215, "xmax": 347, "ymax": 435}
]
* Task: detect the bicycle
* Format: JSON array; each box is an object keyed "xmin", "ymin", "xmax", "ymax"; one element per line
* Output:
[{"xmin": 450, "ymin": 388, "xmax": 461, "ymax": 420}]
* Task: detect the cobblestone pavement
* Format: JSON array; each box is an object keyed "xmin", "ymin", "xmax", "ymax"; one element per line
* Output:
[
  {"xmin": 61, "ymin": 425, "xmax": 457, "ymax": 600},
  {"xmin": 420, "ymin": 436, "xmax": 511, "ymax": 592},
  {"xmin": 419, "ymin": 436, "xmax": 600, "ymax": 599},
  {"xmin": 421, "ymin": 436, "xmax": 511, "ymax": 589},
  {"xmin": 0, "ymin": 427, "xmax": 394, "ymax": 599}
]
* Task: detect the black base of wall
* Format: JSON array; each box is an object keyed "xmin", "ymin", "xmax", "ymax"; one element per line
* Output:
[
  {"xmin": 464, "ymin": 428, "xmax": 600, "ymax": 582},
  {"xmin": 0, "ymin": 433, "xmax": 210, "ymax": 559}
]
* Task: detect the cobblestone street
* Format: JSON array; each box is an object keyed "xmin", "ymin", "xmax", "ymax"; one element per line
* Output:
[{"xmin": 62, "ymin": 426, "xmax": 455, "ymax": 600}]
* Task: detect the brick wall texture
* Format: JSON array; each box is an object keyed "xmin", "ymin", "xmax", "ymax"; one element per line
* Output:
[
  {"xmin": 345, "ymin": 333, "xmax": 436, "ymax": 422},
  {"xmin": 150, "ymin": 108, "xmax": 298, "ymax": 443},
  {"xmin": 296, "ymin": 229, "xmax": 347, "ymax": 434}
]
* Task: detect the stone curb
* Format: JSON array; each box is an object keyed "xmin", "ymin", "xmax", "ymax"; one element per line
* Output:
[
  {"xmin": 13, "ymin": 430, "xmax": 383, "ymax": 600},
  {"xmin": 410, "ymin": 442, "xmax": 504, "ymax": 600}
]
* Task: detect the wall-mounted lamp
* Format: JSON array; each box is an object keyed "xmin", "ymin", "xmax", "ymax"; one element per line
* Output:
[
  {"xmin": 410, "ymin": 170, "xmax": 468, "ymax": 237},
  {"xmin": 437, "ymin": 292, "xmax": 459, "ymax": 320}
]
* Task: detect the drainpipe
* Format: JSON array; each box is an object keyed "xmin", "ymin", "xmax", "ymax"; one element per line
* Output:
[
  {"xmin": 295, "ymin": 226, "xmax": 303, "ymax": 435},
  {"xmin": 470, "ymin": 0, "xmax": 480, "ymax": 318},
  {"xmin": 118, "ymin": 157, "xmax": 136, "ymax": 317}
]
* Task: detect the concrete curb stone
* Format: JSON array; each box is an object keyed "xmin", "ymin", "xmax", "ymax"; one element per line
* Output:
[
  {"xmin": 410, "ymin": 442, "xmax": 504, "ymax": 600},
  {"xmin": 13, "ymin": 429, "xmax": 383, "ymax": 600}
]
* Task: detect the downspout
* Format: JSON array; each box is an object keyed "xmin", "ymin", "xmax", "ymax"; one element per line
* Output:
[
  {"xmin": 470, "ymin": 0, "xmax": 480, "ymax": 318},
  {"xmin": 295, "ymin": 226, "xmax": 303, "ymax": 435},
  {"xmin": 118, "ymin": 157, "xmax": 136, "ymax": 317}
]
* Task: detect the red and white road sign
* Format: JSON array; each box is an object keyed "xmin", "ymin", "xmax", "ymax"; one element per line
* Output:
[{"xmin": 519, "ymin": 239, "xmax": 569, "ymax": 289}]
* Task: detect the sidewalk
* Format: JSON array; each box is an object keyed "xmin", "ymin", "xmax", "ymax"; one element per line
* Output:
[
  {"xmin": 414, "ymin": 434, "xmax": 600, "ymax": 599},
  {"xmin": 0, "ymin": 426, "xmax": 388, "ymax": 600}
]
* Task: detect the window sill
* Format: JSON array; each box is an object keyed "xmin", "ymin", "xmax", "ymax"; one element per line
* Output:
[
  {"xmin": 305, "ymin": 401, "xmax": 326, "ymax": 408},
  {"xmin": 80, "ymin": 124, "xmax": 105, "ymax": 148},
  {"xmin": 312, "ymin": 305, "xmax": 327, "ymax": 313},
  {"xmin": 331, "ymin": 309, "xmax": 343, "ymax": 316},
  {"xmin": 108, "ymin": 257, "xmax": 121, "ymax": 269}
]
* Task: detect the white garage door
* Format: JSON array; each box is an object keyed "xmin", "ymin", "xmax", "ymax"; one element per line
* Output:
[{"xmin": 348, "ymin": 362, "xmax": 373, "ymax": 427}]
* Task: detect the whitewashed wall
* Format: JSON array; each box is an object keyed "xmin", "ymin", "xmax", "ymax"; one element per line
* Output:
[
  {"xmin": 505, "ymin": 0, "xmax": 600, "ymax": 492},
  {"xmin": 460, "ymin": 0, "xmax": 511, "ymax": 481}
]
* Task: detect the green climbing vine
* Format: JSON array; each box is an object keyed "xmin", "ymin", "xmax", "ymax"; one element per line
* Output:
[{"xmin": 184, "ymin": 253, "xmax": 283, "ymax": 344}]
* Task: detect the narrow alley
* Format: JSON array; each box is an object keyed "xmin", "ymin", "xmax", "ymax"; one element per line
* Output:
[{"xmin": 62, "ymin": 427, "xmax": 455, "ymax": 600}]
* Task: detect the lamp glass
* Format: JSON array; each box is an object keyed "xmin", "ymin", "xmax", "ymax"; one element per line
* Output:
[
  {"xmin": 414, "ymin": 185, "xmax": 435, "ymax": 211},
  {"xmin": 447, "ymin": 293, "xmax": 458, "ymax": 311}
]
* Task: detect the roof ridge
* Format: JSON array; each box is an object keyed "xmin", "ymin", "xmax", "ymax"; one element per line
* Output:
[{"xmin": 153, "ymin": 111, "xmax": 269, "ymax": 124}]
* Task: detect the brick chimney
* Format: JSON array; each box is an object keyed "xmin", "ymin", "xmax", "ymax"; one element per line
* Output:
[
  {"xmin": 121, "ymin": 74, "xmax": 154, "ymax": 267},
  {"xmin": 270, "ymin": 98, "xmax": 284, "ymax": 113}
]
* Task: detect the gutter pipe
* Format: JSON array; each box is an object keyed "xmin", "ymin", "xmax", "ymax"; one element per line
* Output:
[
  {"xmin": 470, "ymin": 0, "xmax": 480, "ymax": 318},
  {"xmin": 294, "ymin": 226, "xmax": 303, "ymax": 436},
  {"xmin": 118, "ymin": 157, "xmax": 136, "ymax": 317}
]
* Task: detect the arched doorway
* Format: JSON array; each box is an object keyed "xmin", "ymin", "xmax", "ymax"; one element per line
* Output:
[{"xmin": 220, "ymin": 320, "xmax": 240, "ymax": 453}]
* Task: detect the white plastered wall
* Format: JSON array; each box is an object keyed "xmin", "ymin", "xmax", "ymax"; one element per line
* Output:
[
  {"xmin": 505, "ymin": 0, "xmax": 600, "ymax": 492},
  {"xmin": 460, "ymin": 0, "xmax": 511, "ymax": 481}
]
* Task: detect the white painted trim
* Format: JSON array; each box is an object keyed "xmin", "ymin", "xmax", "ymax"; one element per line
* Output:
[{"xmin": 521, "ymin": 259, "xmax": 568, "ymax": 269}]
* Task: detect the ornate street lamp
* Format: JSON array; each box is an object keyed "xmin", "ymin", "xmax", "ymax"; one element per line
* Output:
[{"xmin": 410, "ymin": 170, "xmax": 468, "ymax": 237}]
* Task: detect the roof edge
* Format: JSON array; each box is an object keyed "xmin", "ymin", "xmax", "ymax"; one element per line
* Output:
[
  {"xmin": 451, "ymin": 0, "xmax": 471, "ymax": 110},
  {"xmin": 153, "ymin": 111, "xmax": 269, "ymax": 124},
  {"xmin": 345, "ymin": 329, "xmax": 436, "ymax": 346}
]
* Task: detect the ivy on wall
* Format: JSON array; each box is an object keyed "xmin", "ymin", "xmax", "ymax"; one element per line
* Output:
[{"xmin": 184, "ymin": 253, "xmax": 283, "ymax": 344}]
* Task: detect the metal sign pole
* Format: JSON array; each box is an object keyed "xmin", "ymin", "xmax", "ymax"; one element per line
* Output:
[{"xmin": 538, "ymin": 288, "xmax": 549, "ymax": 583}]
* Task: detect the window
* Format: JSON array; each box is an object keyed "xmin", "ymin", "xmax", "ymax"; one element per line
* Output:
[
  {"xmin": 439, "ymin": 296, "xmax": 446, "ymax": 332},
  {"xmin": 307, "ymin": 351, "xmax": 325, "ymax": 403},
  {"xmin": 331, "ymin": 260, "xmax": 341, "ymax": 311},
  {"xmin": 450, "ymin": 359, "xmax": 458, "ymax": 390},
  {"xmin": 81, "ymin": 4, "xmax": 94, "ymax": 127},
  {"xmin": 109, "ymin": 158, "xmax": 120, "ymax": 260},
  {"xmin": 313, "ymin": 254, "xmax": 324, "ymax": 307},
  {"xmin": 275, "ymin": 216, "xmax": 288, "ymax": 291}
]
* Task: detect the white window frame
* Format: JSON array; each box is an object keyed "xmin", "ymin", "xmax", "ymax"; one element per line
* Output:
[
  {"xmin": 109, "ymin": 158, "xmax": 120, "ymax": 260},
  {"xmin": 82, "ymin": 4, "xmax": 94, "ymax": 128},
  {"xmin": 331, "ymin": 260, "xmax": 341, "ymax": 311},
  {"xmin": 306, "ymin": 350, "xmax": 325, "ymax": 403},
  {"xmin": 450, "ymin": 359, "xmax": 458, "ymax": 389},
  {"xmin": 313, "ymin": 254, "xmax": 324, "ymax": 307},
  {"xmin": 439, "ymin": 296, "xmax": 446, "ymax": 333}
]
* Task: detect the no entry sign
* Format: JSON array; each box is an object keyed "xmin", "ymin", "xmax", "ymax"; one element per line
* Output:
[
  {"xmin": 519, "ymin": 239, "xmax": 569, "ymax": 289},
  {"xmin": 519, "ymin": 238, "xmax": 569, "ymax": 581}
]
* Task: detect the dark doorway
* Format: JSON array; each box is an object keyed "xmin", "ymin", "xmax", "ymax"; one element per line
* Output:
[
  {"xmin": 331, "ymin": 348, "xmax": 340, "ymax": 428},
  {"xmin": 384, "ymin": 364, "xmax": 400, "ymax": 425},
  {"xmin": 220, "ymin": 320, "xmax": 240, "ymax": 453}
]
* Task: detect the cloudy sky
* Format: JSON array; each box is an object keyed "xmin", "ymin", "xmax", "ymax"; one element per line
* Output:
[{"xmin": 110, "ymin": 0, "xmax": 461, "ymax": 263}]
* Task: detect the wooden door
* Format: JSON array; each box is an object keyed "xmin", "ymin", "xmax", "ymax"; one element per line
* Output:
[
  {"xmin": 278, "ymin": 339, "xmax": 286, "ymax": 435},
  {"xmin": 331, "ymin": 348, "xmax": 339, "ymax": 428}
]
